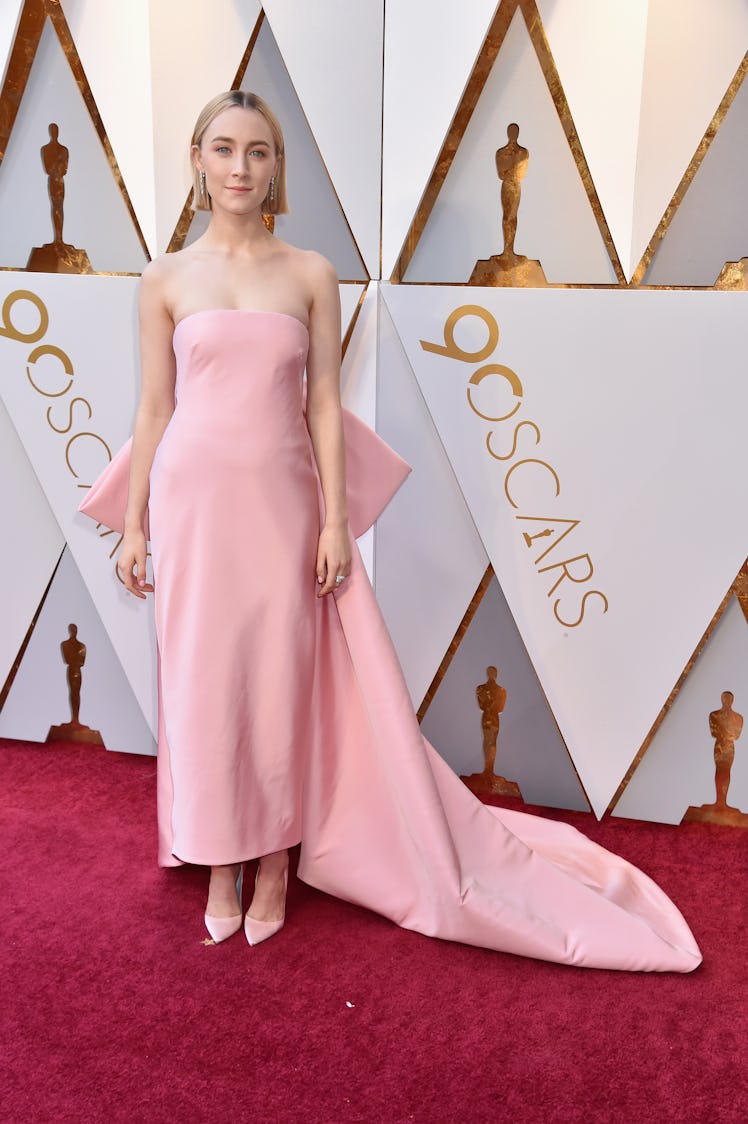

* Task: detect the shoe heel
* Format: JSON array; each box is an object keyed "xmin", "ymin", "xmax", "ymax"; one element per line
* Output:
[
  {"xmin": 244, "ymin": 867, "xmax": 288, "ymax": 946},
  {"xmin": 204, "ymin": 864, "xmax": 244, "ymax": 944}
]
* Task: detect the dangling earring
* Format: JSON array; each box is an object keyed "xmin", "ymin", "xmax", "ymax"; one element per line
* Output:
[
  {"xmin": 269, "ymin": 176, "xmax": 275, "ymax": 207},
  {"xmin": 199, "ymin": 169, "xmax": 207, "ymax": 204}
]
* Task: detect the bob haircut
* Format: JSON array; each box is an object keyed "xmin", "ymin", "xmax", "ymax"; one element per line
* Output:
[{"xmin": 190, "ymin": 90, "xmax": 289, "ymax": 215}]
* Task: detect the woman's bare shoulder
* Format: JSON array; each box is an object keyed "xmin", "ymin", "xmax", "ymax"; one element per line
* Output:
[
  {"xmin": 275, "ymin": 241, "xmax": 338, "ymax": 283},
  {"xmin": 140, "ymin": 250, "xmax": 202, "ymax": 315},
  {"xmin": 139, "ymin": 252, "xmax": 182, "ymax": 292},
  {"xmin": 139, "ymin": 256, "xmax": 169, "ymax": 302},
  {"xmin": 143, "ymin": 247, "xmax": 201, "ymax": 280}
]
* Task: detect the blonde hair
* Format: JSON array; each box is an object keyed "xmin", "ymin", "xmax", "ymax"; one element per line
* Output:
[{"xmin": 190, "ymin": 90, "xmax": 289, "ymax": 215}]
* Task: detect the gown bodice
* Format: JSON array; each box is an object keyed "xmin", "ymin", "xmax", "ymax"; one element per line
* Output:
[{"xmin": 167, "ymin": 309, "xmax": 312, "ymax": 451}]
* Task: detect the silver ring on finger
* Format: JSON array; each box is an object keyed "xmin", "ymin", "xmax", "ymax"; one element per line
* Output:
[{"xmin": 335, "ymin": 575, "xmax": 346, "ymax": 585}]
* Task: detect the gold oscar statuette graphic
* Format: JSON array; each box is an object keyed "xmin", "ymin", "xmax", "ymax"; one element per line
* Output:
[
  {"xmin": 46, "ymin": 623, "xmax": 104, "ymax": 746},
  {"xmin": 714, "ymin": 258, "xmax": 748, "ymax": 290},
  {"xmin": 26, "ymin": 124, "xmax": 92, "ymax": 274},
  {"xmin": 682, "ymin": 692, "xmax": 748, "ymax": 826},
  {"xmin": 461, "ymin": 666, "xmax": 522, "ymax": 798},
  {"xmin": 470, "ymin": 123, "xmax": 547, "ymax": 287}
]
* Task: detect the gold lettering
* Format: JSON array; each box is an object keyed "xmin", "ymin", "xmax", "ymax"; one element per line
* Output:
[
  {"xmin": 420, "ymin": 304, "xmax": 499, "ymax": 362},
  {"xmin": 467, "ymin": 363, "xmax": 523, "ymax": 422},
  {"xmin": 26, "ymin": 344, "xmax": 74, "ymax": 398},
  {"xmin": 0, "ymin": 289, "xmax": 48, "ymax": 343},
  {"xmin": 538, "ymin": 552, "xmax": 594, "ymax": 597},
  {"xmin": 554, "ymin": 590, "xmax": 609, "ymax": 628},
  {"xmin": 65, "ymin": 431, "xmax": 112, "ymax": 480},
  {"xmin": 486, "ymin": 419, "xmax": 540, "ymax": 461},
  {"xmin": 438, "ymin": 301, "xmax": 608, "ymax": 630},
  {"xmin": 504, "ymin": 459, "xmax": 560, "ymax": 510},
  {"xmin": 515, "ymin": 516, "xmax": 580, "ymax": 564},
  {"xmin": 46, "ymin": 396, "xmax": 92, "ymax": 435},
  {"xmin": 523, "ymin": 527, "xmax": 553, "ymax": 547}
]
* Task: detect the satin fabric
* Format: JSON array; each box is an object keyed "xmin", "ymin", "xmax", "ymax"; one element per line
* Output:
[{"xmin": 80, "ymin": 309, "xmax": 701, "ymax": 972}]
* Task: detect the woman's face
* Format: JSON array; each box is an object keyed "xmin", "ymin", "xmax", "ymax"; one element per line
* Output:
[{"xmin": 193, "ymin": 106, "xmax": 279, "ymax": 214}]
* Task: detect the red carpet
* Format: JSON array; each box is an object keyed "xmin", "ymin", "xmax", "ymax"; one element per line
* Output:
[{"xmin": 1, "ymin": 738, "xmax": 746, "ymax": 1123}]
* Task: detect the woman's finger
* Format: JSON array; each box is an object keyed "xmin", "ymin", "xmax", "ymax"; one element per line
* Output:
[
  {"xmin": 319, "ymin": 555, "xmax": 347, "ymax": 597},
  {"xmin": 124, "ymin": 562, "xmax": 144, "ymax": 597},
  {"xmin": 317, "ymin": 551, "xmax": 335, "ymax": 596},
  {"xmin": 118, "ymin": 551, "xmax": 146, "ymax": 598},
  {"xmin": 316, "ymin": 542, "xmax": 327, "ymax": 588},
  {"xmin": 135, "ymin": 548, "xmax": 148, "ymax": 590}
]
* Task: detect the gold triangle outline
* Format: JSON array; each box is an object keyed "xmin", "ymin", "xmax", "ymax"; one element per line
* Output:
[
  {"xmin": 605, "ymin": 558, "xmax": 748, "ymax": 815},
  {"xmin": 417, "ymin": 563, "xmax": 494, "ymax": 722},
  {"xmin": 520, "ymin": 0, "xmax": 624, "ymax": 284},
  {"xmin": 168, "ymin": 8, "xmax": 370, "ymax": 283},
  {"xmin": 630, "ymin": 50, "xmax": 748, "ymax": 288},
  {"xmin": 417, "ymin": 562, "xmax": 592, "ymax": 813},
  {"xmin": 0, "ymin": 0, "xmax": 46, "ymax": 162},
  {"xmin": 0, "ymin": 0, "xmax": 153, "ymax": 271},
  {"xmin": 0, "ymin": 543, "xmax": 65, "ymax": 714},
  {"xmin": 390, "ymin": 0, "xmax": 625, "ymax": 286},
  {"xmin": 734, "ymin": 561, "xmax": 748, "ymax": 625}
]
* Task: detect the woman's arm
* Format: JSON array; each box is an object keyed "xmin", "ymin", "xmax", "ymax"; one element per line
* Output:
[
  {"xmin": 304, "ymin": 254, "xmax": 351, "ymax": 596},
  {"xmin": 118, "ymin": 261, "xmax": 177, "ymax": 598}
]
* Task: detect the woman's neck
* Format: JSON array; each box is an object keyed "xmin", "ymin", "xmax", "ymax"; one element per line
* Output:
[{"xmin": 200, "ymin": 207, "xmax": 273, "ymax": 257}]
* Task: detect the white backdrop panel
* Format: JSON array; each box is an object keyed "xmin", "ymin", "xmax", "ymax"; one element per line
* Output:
[
  {"xmin": 536, "ymin": 0, "xmax": 647, "ymax": 278},
  {"xmin": 0, "ymin": 548, "xmax": 157, "ymax": 755},
  {"xmin": 645, "ymin": 74, "xmax": 748, "ymax": 286},
  {"xmin": 383, "ymin": 284, "xmax": 748, "ymax": 815},
  {"xmin": 381, "ymin": 0, "xmax": 499, "ymax": 279},
  {"xmin": 405, "ymin": 8, "xmax": 615, "ymax": 285},
  {"xmin": 614, "ymin": 598, "xmax": 748, "ymax": 824},
  {"xmin": 0, "ymin": 273, "xmax": 157, "ymax": 742},
  {"xmin": 631, "ymin": 0, "xmax": 748, "ymax": 278},
  {"xmin": 0, "ymin": 19, "xmax": 147, "ymax": 274},
  {"xmin": 263, "ymin": 0, "xmax": 383, "ymax": 277},
  {"xmin": 0, "ymin": 402, "xmax": 65, "ymax": 688},
  {"xmin": 420, "ymin": 575, "xmax": 589, "ymax": 812},
  {"xmin": 376, "ymin": 293, "xmax": 489, "ymax": 707}
]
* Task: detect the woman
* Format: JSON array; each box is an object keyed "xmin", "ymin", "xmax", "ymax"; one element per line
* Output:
[
  {"xmin": 115, "ymin": 90, "xmax": 353, "ymax": 944},
  {"xmin": 81, "ymin": 91, "xmax": 701, "ymax": 970}
]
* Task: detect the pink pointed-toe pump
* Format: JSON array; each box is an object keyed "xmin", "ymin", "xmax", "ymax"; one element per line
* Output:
[
  {"xmin": 244, "ymin": 866, "xmax": 288, "ymax": 947},
  {"xmin": 204, "ymin": 865, "xmax": 244, "ymax": 944}
]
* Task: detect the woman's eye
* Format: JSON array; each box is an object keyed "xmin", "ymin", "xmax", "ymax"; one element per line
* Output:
[
  {"xmin": 250, "ymin": 149, "xmax": 266, "ymax": 158},
  {"xmin": 216, "ymin": 146, "xmax": 230, "ymax": 155}
]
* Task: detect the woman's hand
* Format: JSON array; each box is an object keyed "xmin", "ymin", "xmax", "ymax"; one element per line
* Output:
[
  {"xmin": 117, "ymin": 528, "xmax": 154, "ymax": 599},
  {"xmin": 316, "ymin": 521, "xmax": 351, "ymax": 597}
]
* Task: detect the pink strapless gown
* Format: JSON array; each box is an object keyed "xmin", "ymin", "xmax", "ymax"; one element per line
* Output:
[{"xmin": 80, "ymin": 310, "xmax": 701, "ymax": 972}]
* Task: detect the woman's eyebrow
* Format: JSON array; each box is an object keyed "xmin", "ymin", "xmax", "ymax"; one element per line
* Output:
[{"xmin": 208, "ymin": 135, "xmax": 270, "ymax": 147}]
